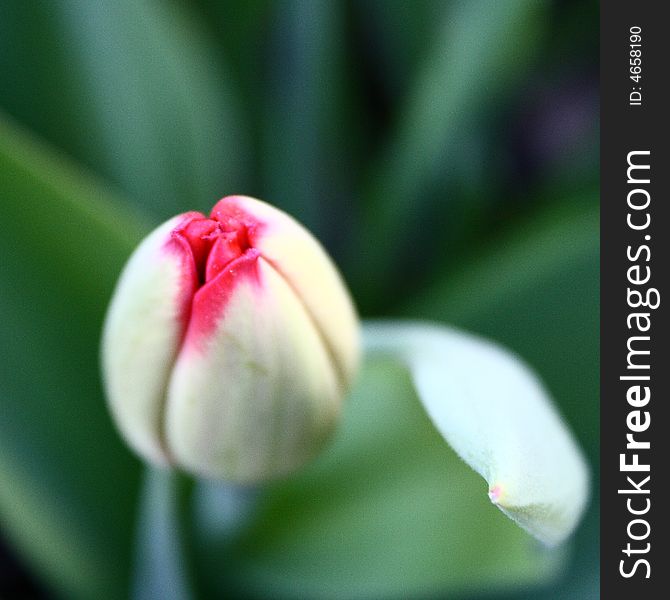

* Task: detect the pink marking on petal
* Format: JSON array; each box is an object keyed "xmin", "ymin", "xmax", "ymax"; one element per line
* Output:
[
  {"xmin": 204, "ymin": 227, "xmax": 251, "ymax": 282},
  {"xmin": 488, "ymin": 485, "xmax": 503, "ymax": 504},
  {"xmin": 177, "ymin": 217, "xmax": 222, "ymax": 284},
  {"xmin": 184, "ymin": 249, "xmax": 262, "ymax": 350},
  {"xmin": 163, "ymin": 212, "xmax": 207, "ymax": 332},
  {"xmin": 210, "ymin": 196, "xmax": 265, "ymax": 247},
  {"xmin": 162, "ymin": 199, "xmax": 269, "ymax": 351}
]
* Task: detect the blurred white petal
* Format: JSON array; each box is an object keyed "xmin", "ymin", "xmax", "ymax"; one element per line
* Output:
[
  {"xmin": 101, "ymin": 215, "xmax": 191, "ymax": 465},
  {"xmin": 363, "ymin": 321, "xmax": 589, "ymax": 546}
]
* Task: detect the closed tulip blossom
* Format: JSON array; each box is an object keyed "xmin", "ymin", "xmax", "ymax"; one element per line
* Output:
[
  {"xmin": 102, "ymin": 195, "xmax": 360, "ymax": 482},
  {"xmin": 103, "ymin": 195, "xmax": 588, "ymax": 547}
]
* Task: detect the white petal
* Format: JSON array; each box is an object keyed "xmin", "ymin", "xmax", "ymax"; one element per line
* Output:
[
  {"xmin": 165, "ymin": 257, "xmax": 341, "ymax": 482},
  {"xmin": 227, "ymin": 195, "xmax": 360, "ymax": 387},
  {"xmin": 101, "ymin": 216, "xmax": 189, "ymax": 465},
  {"xmin": 363, "ymin": 321, "xmax": 589, "ymax": 546}
]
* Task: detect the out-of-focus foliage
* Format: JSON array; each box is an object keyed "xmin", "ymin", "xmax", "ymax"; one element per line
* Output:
[
  {"xmin": 0, "ymin": 0, "xmax": 598, "ymax": 598},
  {"xmin": 0, "ymin": 116, "xmax": 144, "ymax": 598},
  {"xmin": 198, "ymin": 359, "xmax": 565, "ymax": 599},
  {"xmin": 0, "ymin": 0, "xmax": 248, "ymax": 217}
]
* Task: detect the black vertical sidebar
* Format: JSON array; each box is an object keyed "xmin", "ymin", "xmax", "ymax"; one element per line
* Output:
[{"xmin": 601, "ymin": 3, "xmax": 670, "ymax": 597}]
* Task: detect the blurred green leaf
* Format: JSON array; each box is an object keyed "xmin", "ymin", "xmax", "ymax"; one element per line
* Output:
[
  {"xmin": 259, "ymin": 0, "xmax": 362, "ymax": 248},
  {"xmin": 199, "ymin": 360, "xmax": 565, "ymax": 599},
  {"xmin": 349, "ymin": 0, "xmax": 549, "ymax": 305},
  {"xmin": 355, "ymin": 0, "xmax": 449, "ymax": 99},
  {"xmin": 0, "ymin": 114, "xmax": 147, "ymax": 598},
  {"xmin": 188, "ymin": 0, "xmax": 272, "ymax": 127},
  {"xmin": 0, "ymin": 0, "xmax": 248, "ymax": 219}
]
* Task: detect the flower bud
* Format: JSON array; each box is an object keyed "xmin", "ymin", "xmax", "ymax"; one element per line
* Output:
[{"xmin": 102, "ymin": 195, "xmax": 360, "ymax": 482}]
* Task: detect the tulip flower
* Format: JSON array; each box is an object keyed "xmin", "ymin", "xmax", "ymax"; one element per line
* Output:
[
  {"xmin": 103, "ymin": 195, "xmax": 588, "ymax": 548},
  {"xmin": 102, "ymin": 195, "xmax": 360, "ymax": 482}
]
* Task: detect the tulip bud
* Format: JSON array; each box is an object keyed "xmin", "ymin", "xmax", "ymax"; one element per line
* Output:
[{"xmin": 102, "ymin": 195, "xmax": 360, "ymax": 482}]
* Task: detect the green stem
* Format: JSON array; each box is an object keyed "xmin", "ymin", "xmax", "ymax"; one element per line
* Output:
[{"xmin": 131, "ymin": 467, "xmax": 195, "ymax": 600}]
